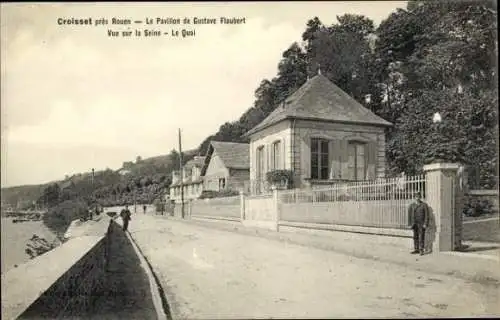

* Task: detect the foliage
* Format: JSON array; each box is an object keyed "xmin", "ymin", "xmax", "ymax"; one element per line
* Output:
[
  {"xmin": 463, "ymin": 196, "xmax": 496, "ymax": 217},
  {"xmin": 1, "ymin": 184, "xmax": 46, "ymax": 211},
  {"xmin": 43, "ymin": 199, "xmax": 89, "ymax": 238},
  {"xmin": 266, "ymin": 170, "xmax": 294, "ymax": 189},
  {"xmin": 199, "ymin": 189, "xmax": 240, "ymax": 199},
  {"xmin": 197, "ymin": 4, "xmax": 498, "ymax": 188}
]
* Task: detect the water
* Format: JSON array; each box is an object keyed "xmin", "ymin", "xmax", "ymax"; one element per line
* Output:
[{"xmin": 1, "ymin": 217, "xmax": 58, "ymax": 273}]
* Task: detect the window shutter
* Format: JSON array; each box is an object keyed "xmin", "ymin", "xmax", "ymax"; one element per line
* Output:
[
  {"xmin": 339, "ymin": 140, "xmax": 350, "ymax": 180},
  {"xmin": 266, "ymin": 145, "xmax": 270, "ymax": 173},
  {"xmin": 329, "ymin": 140, "xmax": 341, "ymax": 179},
  {"xmin": 281, "ymin": 139, "xmax": 286, "ymax": 170},
  {"xmin": 366, "ymin": 141, "xmax": 377, "ymax": 180}
]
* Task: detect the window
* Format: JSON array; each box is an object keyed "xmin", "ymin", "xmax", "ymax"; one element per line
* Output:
[
  {"xmin": 272, "ymin": 140, "xmax": 281, "ymax": 170},
  {"xmin": 311, "ymin": 138, "xmax": 329, "ymax": 180},
  {"xmin": 348, "ymin": 142, "xmax": 367, "ymax": 181},
  {"xmin": 256, "ymin": 146, "xmax": 265, "ymax": 181},
  {"xmin": 219, "ymin": 178, "xmax": 226, "ymax": 190}
]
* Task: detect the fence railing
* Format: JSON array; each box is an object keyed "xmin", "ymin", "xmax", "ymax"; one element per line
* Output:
[
  {"xmin": 280, "ymin": 175, "xmax": 426, "ymax": 204},
  {"xmin": 243, "ymin": 179, "xmax": 273, "ymax": 196},
  {"xmin": 278, "ymin": 175, "xmax": 426, "ymax": 229}
]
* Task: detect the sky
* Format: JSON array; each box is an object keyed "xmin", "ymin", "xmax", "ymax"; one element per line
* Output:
[{"xmin": 1, "ymin": 1, "xmax": 407, "ymax": 187}]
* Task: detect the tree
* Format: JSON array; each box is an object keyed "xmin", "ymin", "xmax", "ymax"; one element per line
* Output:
[{"xmin": 307, "ymin": 14, "xmax": 376, "ymax": 102}]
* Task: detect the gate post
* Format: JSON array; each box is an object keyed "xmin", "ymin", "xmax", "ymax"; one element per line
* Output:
[
  {"xmin": 423, "ymin": 162, "xmax": 461, "ymax": 252},
  {"xmin": 272, "ymin": 186, "xmax": 279, "ymax": 232},
  {"xmin": 240, "ymin": 190, "xmax": 245, "ymax": 221}
]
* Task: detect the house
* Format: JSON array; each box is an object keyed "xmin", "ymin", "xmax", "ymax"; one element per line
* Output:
[
  {"xmin": 169, "ymin": 156, "xmax": 206, "ymax": 203},
  {"xmin": 201, "ymin": 141, "xmax": 250, "ymax": 192},
  {"xmin": 117, "ymin": 169, "xmax": 131, "ymax": 176},
  {"xmin": 242, "ymin": 73, "xmax": 393, "ymax": 191}
]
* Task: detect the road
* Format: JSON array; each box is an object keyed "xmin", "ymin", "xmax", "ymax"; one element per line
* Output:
[{"xmin": 126, "ymin": 215, "xmax": 499, "ymax": 319}]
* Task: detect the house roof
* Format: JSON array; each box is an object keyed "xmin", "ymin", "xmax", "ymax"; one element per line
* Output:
[
  {"xmin": 201, "ymin": 141, "xmax": 250, "ymax": 176},
  {"xmin": 243, "ymin": 74, "xmax": 393, "ymax": 137}
]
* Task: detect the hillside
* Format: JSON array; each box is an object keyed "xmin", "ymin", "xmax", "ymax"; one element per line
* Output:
[
  {"xmin": 1, "ymin": 148, "xmax": 198, "ymax": 211},
  {"xmin": 1, "ymin": 184, "xmax": 47, "ymax": 212}
]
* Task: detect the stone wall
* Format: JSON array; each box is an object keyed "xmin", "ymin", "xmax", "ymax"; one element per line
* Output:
[
  {"xmin": 466, "ymin": 190, "xmax": 499, "ymax": 213},
  {"xmin": 18, "ymin": 236, "xmax": 108, "ymax": 319},
  {"xmin": 15, "ymin": 220, "xmax": 117, "ymax": 319}
]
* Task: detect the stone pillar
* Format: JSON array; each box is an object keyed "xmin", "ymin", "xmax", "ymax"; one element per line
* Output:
[
  {"xmin": 423, "ymin": 163, "xmax": 461, "ymax": 252},
  {"xmin": 240, "ymin": 191, "xmax": 245, "ymax": 221},
  {"xmin": 272, "ymin": 186, "xmax": 280, "ymax": 232}
]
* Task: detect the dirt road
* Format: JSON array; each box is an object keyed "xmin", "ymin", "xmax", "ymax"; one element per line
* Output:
[{"xmin": 126, "ymin": 215, "xmax": 499, "ymax": 319}]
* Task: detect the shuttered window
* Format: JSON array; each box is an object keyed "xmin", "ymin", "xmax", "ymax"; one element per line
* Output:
[
  {"xmin": 348, "ymin": 142, "xmax": 367, "ymax": 181},
  {"xmin": 311, "ymin": 138, "xmax": 329, "ymax": 180},
  {"xmin": 256, "ymin": 146, "xmax": 265, "ymax": 181}
]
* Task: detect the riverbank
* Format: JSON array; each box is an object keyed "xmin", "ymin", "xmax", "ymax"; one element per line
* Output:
[{"xmin": 1, "ymin": 217, "xmax": 59, "ymax": 273}]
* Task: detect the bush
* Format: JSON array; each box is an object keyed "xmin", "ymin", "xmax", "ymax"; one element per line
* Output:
[
  {"xmin": 463, "ymin": 197, "xmax": 494, "ymax": 217},
  {"xmin": 199, "ymin": 189, "xmax": 240, "ymax": 199},
  {"xmin": 266, "ymin": 170, "xmax": 294, "ymax": 189},
  {"xmin": 43, "ymin": 199, "xmax": 89, "ymax": 238}
]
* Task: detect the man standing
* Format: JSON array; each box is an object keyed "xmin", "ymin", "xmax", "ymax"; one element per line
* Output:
[
  {"xmin": 408, "ymin": 192, "xmax": 430, "ymax": 255},
  {"xmin": 143, "ymin": 205, "xmax": 147, "ymax": 214},
  {"xmin": 120, "ymin": 205, "xmax": 132, "ymax": 231}
]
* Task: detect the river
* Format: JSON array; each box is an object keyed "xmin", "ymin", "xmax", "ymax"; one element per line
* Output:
[{"xmin": 1, "ymin": 217, "xmax": 58, "ymax": 274}]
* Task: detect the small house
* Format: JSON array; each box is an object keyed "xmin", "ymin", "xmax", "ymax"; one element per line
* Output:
[
  {"xmin": 242, "ymin": 73, "xmax": 393, "ymax": 190},
  {"xmin": 201, "ymin": 141, "xmax": 250, "ymax": 192},
  {"xmin": 169, "ymin": 156, "xmax": 206, "ymax": 203}
]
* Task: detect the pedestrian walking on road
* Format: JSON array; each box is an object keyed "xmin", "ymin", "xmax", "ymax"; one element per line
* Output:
[
  {"xmin": 120, "ymin": 205, "xmax": 132, "ymax": 231},
  {"xmin": 408, "ymin": 192, "xmax": 430, "ymax": 255},
  {"xmin": 143, "ymin": 205, "xmax": 147, "ymax": 214}
]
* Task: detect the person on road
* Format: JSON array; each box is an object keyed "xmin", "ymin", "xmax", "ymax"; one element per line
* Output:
[
  {"xmin": 408, "ymin": 192, "xmax": 430, "ymax": 255},
  {"xmin": 120, "ymin": 205, "xmax": 132, "ymax": 231},
  {"xmin": 143, "ymin": 205, "xmax": 147, "ymax": 214}
]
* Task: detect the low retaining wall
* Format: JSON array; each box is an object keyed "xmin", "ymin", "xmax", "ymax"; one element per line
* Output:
[
  {"xmin": 280, "ymin": 200, "xmax": 412, "ymax": 229},
  {"xmin": 2, "ymin": 219, "xmax": 110, "ymax": 319},
  {"xmin": 18, "ymin": 236, "xmax": 108, "ymax": 319},
  {"xmin": 190, "ymin": 197, "xmax": 241, "ymax": 220},
  {"xmin": 245, "ymin": 195, "xmax": 275, "ymax": 221},
  {"xmin": 104, "ymin": 204, "xmax": 156, "ymax": 215}
]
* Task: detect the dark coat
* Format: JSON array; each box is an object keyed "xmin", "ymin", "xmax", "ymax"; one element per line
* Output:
[
  {"xmin": 120, "ymin": 209, "xmax": 132, "ymax": 221},
  {"xmin": 408, "ymin": 201, "xmax": 430, "ymax": 227}
]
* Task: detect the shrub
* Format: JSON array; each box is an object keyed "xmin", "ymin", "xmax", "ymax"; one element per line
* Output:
[
  {"xmin": 199, "ymin": 189, "xmax": 239, "ymax": 199},
  {"xmin": 43, "ymin": 199, "xmax": 89, "ymax": 238},
  {"xmin": 463, "ymin": 197, "xmax": 494, "ymax": 217},
  {"xmin": 266, "ymin": 170, "xmax": 294, "ymax": 189}
]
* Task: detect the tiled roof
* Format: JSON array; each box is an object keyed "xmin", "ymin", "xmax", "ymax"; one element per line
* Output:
[
  {"xmin": 210, "ymin": 141, "xmax": 250, "ymax": 170},
  {"xmin": 200, "ymin": 141, "xmax": 250, "ymax": 176},
  {"xmin": 244, "ymin": 74, "xmax": 392, "ymax": 137}
]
